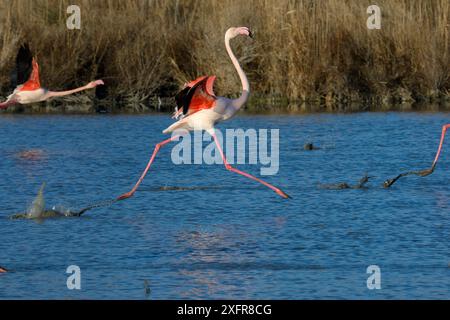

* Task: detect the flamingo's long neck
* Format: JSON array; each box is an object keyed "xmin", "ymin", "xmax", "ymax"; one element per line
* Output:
[{"xmin": 225, "ymin": 34, "xmax": 250, "ymax": 109}]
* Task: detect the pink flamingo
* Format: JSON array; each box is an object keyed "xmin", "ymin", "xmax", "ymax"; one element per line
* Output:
[
  {"xmin": 0, "ymin": 57, "xmax": 104, "ymax": 110},
  {"xmin": 118, "ymin": 27, "xmax": 290, "ymax": 200}
]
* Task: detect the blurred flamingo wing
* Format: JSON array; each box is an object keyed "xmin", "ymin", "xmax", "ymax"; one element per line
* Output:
[
  {"xmin": 174, "ymin": 76, "xmax": 216, "ymax": 117},
  {"xmin": 19, "ymin": 58, "xmax": 41, "ymax": 91}
]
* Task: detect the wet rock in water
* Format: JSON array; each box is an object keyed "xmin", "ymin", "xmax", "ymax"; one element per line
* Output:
[
  {"xmin": 319, "ymin": 174, "xmax": 372, "ymax": 190},
  {"xmin": 304, "ymin": 143, "xmax": 320, "ymax": 151}
]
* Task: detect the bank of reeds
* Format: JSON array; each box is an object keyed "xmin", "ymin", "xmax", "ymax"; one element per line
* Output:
[{"xmin": 0, "ymin": 0, "xmax": 449, "ymax": 112}]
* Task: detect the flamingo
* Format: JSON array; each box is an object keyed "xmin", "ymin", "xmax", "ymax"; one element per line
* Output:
[
  {"xmin": 0, "ymin": 46, "xmax": 104, "ymax": 110},
  {"xmin": 384, "ymin": 124, "xmax": 450, "ymax": 188},
  {"xmin": 117, "ymin": 27, "xmax": 290, "ymax": 200}
]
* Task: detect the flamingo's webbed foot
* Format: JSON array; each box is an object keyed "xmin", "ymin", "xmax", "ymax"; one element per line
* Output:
[
  {"xmin": 275, "ymin": 188, "xmax": 291, "ymax": 199},
  {"xmin": 117, "ymin": 192, "xmax": 134, "ymax": 201}
]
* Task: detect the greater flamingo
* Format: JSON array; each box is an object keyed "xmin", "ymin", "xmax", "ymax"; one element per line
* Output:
[
  {"xmin": 117, "ymin": 27, "xmax": 290, "ymax": 200},
  {"xmin": 0, "ymin": 46, "xmax": 103, "ymax": 110},
  {"xmin": 384, "ymin": 124, "xmax": 450, "ymax": 187}
]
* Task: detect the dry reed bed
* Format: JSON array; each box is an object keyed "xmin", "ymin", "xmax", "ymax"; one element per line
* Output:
[{"xmin": 0, "ymin": 0, "xmax": 449, "ymax": 112}]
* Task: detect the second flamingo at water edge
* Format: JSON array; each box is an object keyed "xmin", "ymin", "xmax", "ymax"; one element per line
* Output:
[{"xmin": 117, "ymin": 27, "xmax": 290, "ymax": 200}]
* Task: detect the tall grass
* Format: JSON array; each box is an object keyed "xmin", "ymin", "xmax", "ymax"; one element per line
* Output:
[{"xmin": 0, "ymin": 0, "xmax": 449, "ymax": 111}]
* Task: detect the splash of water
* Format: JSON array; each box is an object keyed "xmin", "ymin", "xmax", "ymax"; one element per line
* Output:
[
  {"xmin": 26, "ymin": 183, "xmax": 46, "ymax": 218},
  {"xmin": 51, "ymin": 205, "xmax": 73, "ymax": 217}
]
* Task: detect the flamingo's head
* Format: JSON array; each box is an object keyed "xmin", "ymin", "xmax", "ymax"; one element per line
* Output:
[
  {"xmin": 226, "ymin": 27, "xmax": 253, "ymax": 40},
  {"xmin": 86, "ymin": 79, "xmax": 105, "ymax": 89}
]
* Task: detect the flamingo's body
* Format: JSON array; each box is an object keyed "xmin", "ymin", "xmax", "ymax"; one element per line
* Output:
[
  {"xmin": 118, "ymin": 27, "xmax": 289, "ymax": 200},
  {"xmin": 0, "ymin": 51, "xmax": 103, "ymax": 110},
  {"xmin": 163, "ymin": 82, "xmax": 236, "ymax": 134}
]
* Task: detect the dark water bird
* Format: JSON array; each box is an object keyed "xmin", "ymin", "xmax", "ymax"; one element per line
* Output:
[
  {"xmin": 116, "ymin": 27, "xmax": 289, "ymax": 201},
  {"xmin": 9, "ymin": 183, "xmax": 117, "ymax": 220},
  {"xmin": 319, "ymin": 174, "xmax": 372, "ymax": 190},
  {"xmin": 304, "ymin": 143, "xmax": 320, "ymax": 151},
  {"xmin": 0, "ymin": 44, "xmax": 104, "ymax": 110}
]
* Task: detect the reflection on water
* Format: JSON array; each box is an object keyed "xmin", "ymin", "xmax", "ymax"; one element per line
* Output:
[{"xmin": 0, "ymin": 112, "xmax": 449, "ymax": 299}]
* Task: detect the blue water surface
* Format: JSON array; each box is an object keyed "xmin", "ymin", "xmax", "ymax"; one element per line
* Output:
[{"xmin": 0, "ymin": 112, "xmax": 449, "ymax": 299}]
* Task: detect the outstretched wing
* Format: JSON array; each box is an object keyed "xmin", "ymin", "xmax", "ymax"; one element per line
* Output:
[
  {"xmin": 1, "ymin": 45, "xmax": 40, "ymax": 109},
  {"xmin": 173, "ymin": 76, "xmax": 216, "ymax": 119},
  {"xmin": 14, "ymin": 44, "xmax": 33, "ymax": 87},
  {"xmin": 19, "ymin": 58, "xmax": 41, "ymax": 92}
]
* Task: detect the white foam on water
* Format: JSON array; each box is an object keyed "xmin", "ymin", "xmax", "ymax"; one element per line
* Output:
[{"xmin": 26, "ymin": 183, "xmax": 46, "ymax": 218}]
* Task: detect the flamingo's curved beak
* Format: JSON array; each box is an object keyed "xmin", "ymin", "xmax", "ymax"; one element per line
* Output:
[{"xmin": 248, "ymin": 29, "xmax": 254, "ymax": 39}]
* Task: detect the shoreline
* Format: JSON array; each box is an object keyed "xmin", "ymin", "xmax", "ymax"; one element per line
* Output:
[{"xmin": 1, "ymin": 93, "xmax": 450, "ymax": 114}]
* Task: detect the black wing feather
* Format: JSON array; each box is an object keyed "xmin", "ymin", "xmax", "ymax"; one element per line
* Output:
[
  {"xmin": 175, "ymin": 87, "xmax": 190, "ymax": 110},
  {"xmin": 12, "ymin": 43, "xmax": 33, "ymax": 88},
  {"xmin": 182, "ymin": 78, "xmax": 208, "ymax": 115}
]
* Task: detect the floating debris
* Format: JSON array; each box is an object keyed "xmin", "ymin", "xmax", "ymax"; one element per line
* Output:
[{"xmin": 319, "ymin": 174, "xmax": 372, "ymax": 190}]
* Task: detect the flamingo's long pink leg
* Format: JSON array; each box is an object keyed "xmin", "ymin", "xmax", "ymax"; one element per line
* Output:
[
  {"xmin": 211, "ymin": 133, "xmax": 290, "ymax": 199},
  {"xmin": 384, "ymin": 124, "xmax": 450, "ymax": 188},
  {"xmin": 431, "ymin": 124, "xmax": 450, "ymax": 168},
  {"xmin": 117, "ymin": 135, "xmax": 180, "ymax": 200}
]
